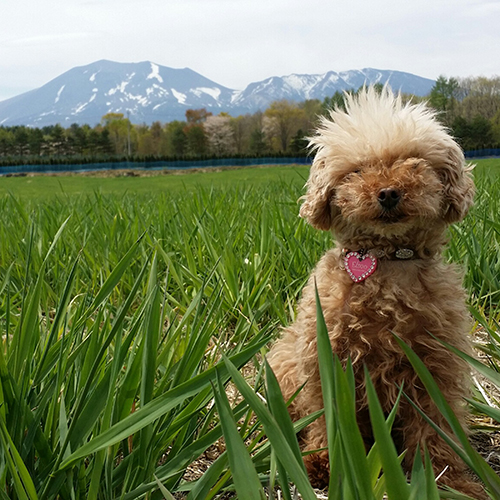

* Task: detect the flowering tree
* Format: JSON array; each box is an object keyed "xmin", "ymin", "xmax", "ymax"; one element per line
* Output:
[{"xmin": 204, "ymin": 115, "xmax": 236, "ymax": 155}]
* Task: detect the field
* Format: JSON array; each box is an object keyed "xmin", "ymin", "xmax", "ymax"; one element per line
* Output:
[{"xmin": 0, "ymin": 160, "xmax": 500, "ymax": 499}]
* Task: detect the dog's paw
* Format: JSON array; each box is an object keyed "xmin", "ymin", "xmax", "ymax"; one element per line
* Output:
[{"xmin": 304, "ymin": 450, "xmax": 330, "ymax": 489}]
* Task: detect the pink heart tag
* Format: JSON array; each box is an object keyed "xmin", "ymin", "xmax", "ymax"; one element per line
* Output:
[{"xmin": 344, "ymin": 252, "xmax": 377, "ymax": 282}]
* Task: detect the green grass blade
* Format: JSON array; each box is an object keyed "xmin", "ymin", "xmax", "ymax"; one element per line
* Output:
[
  {"xmin": 59, "ymin": 334, "xmax": 268, "ymax": 468},
  {"xmin": 313, "ymin": 284, "xmax": 338, "ymax": 492},
  {"xmin": 186, "ymin": 452, "xmax": 229, "ymax": 500},
  {"xmin": 393, "ymin": 334, "xmax": 500, "ymax": 497},
  {"xmin": 265, "ymin": 359, "xmax": 305, "ymax": 471},
  {"xmin": 265, "ymin": 359, "xmax": 302, "ymax": 500},
  {"xmin": 222, "ymin": 355, "xmax": 317, "ymax": 500},
  {"xmin": 213, "ymin": 372, "xmax": 266, "ymax": 500},
  {"xmin": 423, "ymin": 447, "xmax": 440, "ymax": 500},
  {"xmin": 33, "ymin": 252, "xmax": 80, "ymax": 385},
  {"xmin": 85, "ymin": 232, "xmax": 144, "ymax": 313},
  {"xmin": 366, "ymin": 385, "xmax": 403, "ymax": 486},
  {"xmin": 41, "ymin": 214, "xmax": 71, "ymax": 265},
  {"xmin": 429, "ymin": 332, "xmax": 500, "ymax": 389},
  {"xmin": 153, "ymin": 474, "xmax": 176, "ymax": 500},
  {"xmin": 467, "ymin": 398, "xmax": 500, "ymax": 421},
  {"xmin": 0, "ymin": 417, "xmax": 38, "ymax": 500},
  {"xmin": 13, "ymin": 262, "xmax": 43, "ymax": 380},
  {"xmin": 364, "ymin": 366, "xmax": 410, "ymax": 500},
  {"xmin": 334, "ymin": 358, "xmax": 374, "ymax": 499}
]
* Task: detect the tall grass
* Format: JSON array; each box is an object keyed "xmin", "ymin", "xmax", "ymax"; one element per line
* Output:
[
  {"xmin": 0, "ymin": 171, "xmax": 331, "ymax": 499},
  {"xmin": 0, "ymin": 160, "xmax": 499, "ymax": 498}
]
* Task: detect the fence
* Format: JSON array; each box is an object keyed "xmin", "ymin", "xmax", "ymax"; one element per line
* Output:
[{"xmin": 464, "ymin": 148, "xmax": 500, "ymax": 159}]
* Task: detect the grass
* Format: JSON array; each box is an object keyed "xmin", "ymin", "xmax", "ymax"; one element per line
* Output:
[
  {"xmin": 0, "ymin": 165, "xmax": 309, "ymax": 199},
  {"xmin": 0, "ymin": 159, "xmax": 499, "ymax": 499}
]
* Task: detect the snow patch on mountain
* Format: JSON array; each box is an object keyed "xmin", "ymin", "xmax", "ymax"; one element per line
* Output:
[
  {"xmin": 171, "ymin": 88, "xmax": 187, "ymax": 104},
  {"xmin": 147, "ymin": 63, "xmax": 163, "ymax": 83},
  {"xmin": 107, "ymin": 80, "xmax": 130, "ymax": 96},
  {"xmin": 192, "ymin": 87, "xmax": 221, "ymax": 101},
  {"xmin": 55, "ymin": 85, "xmax": 65, "ymax": 103}
]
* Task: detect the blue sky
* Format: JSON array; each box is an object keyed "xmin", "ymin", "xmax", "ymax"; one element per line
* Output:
[{"xmin": 1, "ymin": 0, "xmax": 499, "ymax": 101}]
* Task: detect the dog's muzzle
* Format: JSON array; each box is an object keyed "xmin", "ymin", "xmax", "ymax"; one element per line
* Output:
[{"xmin": 378, "ymin": 187, "xmax": 401, "ymax": 210}]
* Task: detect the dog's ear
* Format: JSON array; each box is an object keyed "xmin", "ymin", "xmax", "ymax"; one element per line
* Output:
[
  {"xmin": 438, "ymin": 148, "xmax": 475, "ymax": 224},
  {"xmin": 299, "ymin": 157, "xmax": 336, "ymax": 231}
]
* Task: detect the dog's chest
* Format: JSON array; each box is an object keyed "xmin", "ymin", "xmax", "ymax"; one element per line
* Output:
[{"xmin": 325, "ymin": 259, "xmax": 464, "ymax": 353}]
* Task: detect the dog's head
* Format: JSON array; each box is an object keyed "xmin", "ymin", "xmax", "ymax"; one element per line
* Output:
[{"xmin": 300, "ymin": 87, "xmax": 474, "ymax": 240}]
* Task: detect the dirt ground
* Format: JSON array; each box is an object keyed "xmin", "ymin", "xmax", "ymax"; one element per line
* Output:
[{"xmin": 5, "ymin": 164, "xmax": 262, "ymax": 178}]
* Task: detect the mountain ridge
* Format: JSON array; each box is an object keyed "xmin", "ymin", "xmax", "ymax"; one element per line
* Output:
[{"xmin": 0, "ymin": 60, "xmax": 436, "ymax": 127}]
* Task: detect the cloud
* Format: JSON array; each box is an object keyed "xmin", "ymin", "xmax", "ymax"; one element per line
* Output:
[
  {"xmin": 0, "ymin": 0, "xmax": 499, "ymax": 101},
  {"xmin": 3, "ymin": 32, "xmax": 99, "ymax": 47}
]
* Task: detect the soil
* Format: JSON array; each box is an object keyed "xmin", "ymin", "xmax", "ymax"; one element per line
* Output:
[{"xmin": 8, "ymin": 164, "xmax": 268, "ymax": 178}]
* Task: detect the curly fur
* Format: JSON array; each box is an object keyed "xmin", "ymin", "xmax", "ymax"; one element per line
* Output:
[{"xmin": 267, "ymin": 87, "xmax": 484, "ymax": 498}]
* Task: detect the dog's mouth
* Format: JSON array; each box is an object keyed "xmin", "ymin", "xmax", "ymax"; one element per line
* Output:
[{"xmin": 377, "ymin": 211, "xmax": 408, "ymax": 224}]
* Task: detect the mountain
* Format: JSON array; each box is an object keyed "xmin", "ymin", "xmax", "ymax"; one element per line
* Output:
[
  {"xmin": 231, "ymin": 69, "xmax": 435, "ymax": 111},
  {"xmin": 0, "ymin": 61, "xmax": 435, "ymax": 127},
  {"xmin": 0, "ymin": 60, "xmax": 235, "ymax": 127}
]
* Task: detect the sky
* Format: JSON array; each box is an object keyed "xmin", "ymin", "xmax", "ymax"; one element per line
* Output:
[{"xmin": 1, "ymin": 0, "xmax": 499, "ymax": 102}]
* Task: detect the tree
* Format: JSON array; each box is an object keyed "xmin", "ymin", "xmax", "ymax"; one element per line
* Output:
[
  {"xmin": 14, "ymin": 127, "xmax": 29, "ymax": 157},
  {"xmin": 459, "ymin": 76, "xmax": 500, "ymax": 121},
  {"xmin": 87, "ymin": 126, "xmax": 113, "ymax": 156},
  {"xmin": 67, "ymin": 123, "xmax": 88, "ymax": 156},
  {"xmin": 28, "ymin": 128, "xmax": 45, "ymax": 156},
  {"xmin": 491, "ymin": 109, "xmax": 500, "ymax": 146},
  {"xmin": 0, "ymin": 128, "xmax": 15, "ymax": 156},
  {"xmin": 451, "ymin": 115, "xmax": 494, "ymax": 150},
  {"xmin": 184, "ymin": 108, "xmax": 211, "ymax": 156},
  {"xmin": 185, "ymin": 126, "xmax": 207, "ymax": 156},
  {"xmin": 289, "ymin": 129, "xmax": 308, "ymax": 154},
  {"xmin": 135, "ymin": 124, "xmax": 153, "ymax": 156},
  {"xmin": 204, "ymin": 115, "xmax": 235, "ymax": 155},
  {"xmin": 264, "ymin": 100, "xmax": 305, "ymax": 151},
  {"xmin": 450, "ymin": 116, "xmax": 470, "ymax": 148},
  {"xmin": 249, "ymin": 129, "xmax": 267, "ymax": 155},
  {"xmin": 165, "ymin": 121, "xmax": 187, "ymax": 156},
  {"xmin": 468, "ymin": 115, "xmax": 494, "ymax": 150},
  {"xmin": 230, "ymin": 115, "xmax": 248, "ymax": 154},
  {"xmin": 322, "ymin": 90, "xmax": 354, "ymax": 115},
  {"xmin": 50, "ymin": 124, "xmax": 67, "ymax": 156},
  {"xmin": 101, "ymin": 113, "xmax": 131, "ymax": 155},
  {"xmin": 300, "ymin": 99, "xmax": 323, "ymax": 125},
  {"xmin": 185, "ymin": 108, "xmax": 212, "ymax": 125},
  {"xmin": 429, "ymin": 76, "xmax": 460, "ymax": 124}
]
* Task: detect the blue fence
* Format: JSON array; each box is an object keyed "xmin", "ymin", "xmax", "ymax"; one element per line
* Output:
[
  {"xmin": 464, "ymin": 148, "xmax": 500, "ymax": 159},
  {"xmin": 0, "ymin": 149, "xmax": 499, "ymax": 176},
  {"xmin": 0, "ymin": 157, "xmax": 312, "ymax": 176}
]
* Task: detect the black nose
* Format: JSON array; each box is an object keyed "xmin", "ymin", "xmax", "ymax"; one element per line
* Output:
[{"xmin": 378, "ymin": 188, "xmax": 401, "ymax": 210}]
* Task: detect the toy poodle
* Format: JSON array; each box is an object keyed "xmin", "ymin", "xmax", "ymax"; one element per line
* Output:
[{"xmin": 267, "ymin": 87, "xmax": 485, "ymax": 498}]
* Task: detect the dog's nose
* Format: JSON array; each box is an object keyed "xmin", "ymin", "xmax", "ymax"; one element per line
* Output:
[{"xmin": 378, "ymin": 188, "xmax": 401, "ymax": 210}]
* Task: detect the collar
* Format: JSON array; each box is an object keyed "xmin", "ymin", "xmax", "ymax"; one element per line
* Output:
[
  {"xmin": 341, "ymin": 247, "xmax": 416, "ymax": 260},
  {"xmin": 340, "ymin": 247, "xmax": 418, "ymax": 282}
]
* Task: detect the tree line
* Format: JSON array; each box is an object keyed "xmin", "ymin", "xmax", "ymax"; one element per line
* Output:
[{"xmin": 1, "ymin": 76, "xmax": 499, "ymax": 165}]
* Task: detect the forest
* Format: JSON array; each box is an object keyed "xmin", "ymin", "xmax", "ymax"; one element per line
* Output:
[{"xmin": 0, "ymin": 76, "xmax": 499, "ymax": 166}]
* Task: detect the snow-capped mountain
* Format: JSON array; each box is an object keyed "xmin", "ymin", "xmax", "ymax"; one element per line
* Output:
[
  {"xmin": 232, "ymin": 69, "xmax": 435, "ymax": 110},
  {"xmin": 0, "ymin": 61, "xmax": 435, "ymax": 127},
  {"xmin": 0, "ymin": 60, "xmax": 235, "ymax": 127}
]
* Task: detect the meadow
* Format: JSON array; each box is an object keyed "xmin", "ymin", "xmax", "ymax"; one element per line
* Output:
[{"xmin": 0, "ymin": 160, "xmax": 499, "ymax": 499}]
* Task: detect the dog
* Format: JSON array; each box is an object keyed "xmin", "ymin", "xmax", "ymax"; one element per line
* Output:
[{"xmin": 267, "ymin": 87, "xmax": 485, "ymax": 498}]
